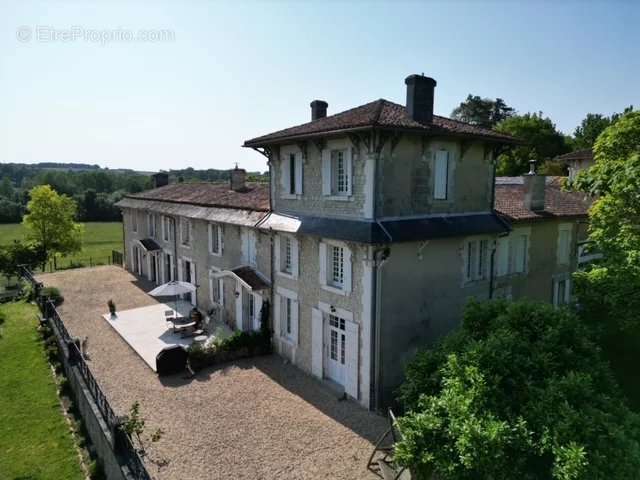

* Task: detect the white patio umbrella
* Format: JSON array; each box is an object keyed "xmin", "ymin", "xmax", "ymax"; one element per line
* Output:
[{"xmin": 148, "ymin": 281, "xmax": 196, "ymax": 315}]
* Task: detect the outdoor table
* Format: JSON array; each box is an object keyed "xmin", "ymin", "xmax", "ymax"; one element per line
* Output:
[{"xmin": 193, "ymin": 334, "xmax": 208, "ymax": 344}]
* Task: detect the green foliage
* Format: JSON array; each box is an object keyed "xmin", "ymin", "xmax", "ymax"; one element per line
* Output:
[
  {"xmin": 450, "ymin": 95, "xmax": 514, "ymax": 129},
  {"xmin": 121, "ymin": 401, "xmax": 163, "ymax": 452},
  {"xmin": 495, "ymin": 113, "xmax": 570, "ymax": 175},
  {"xmin": 187, "ymin": 329, "xmax": 272, "ymax": 371},
  {"xmin": 396, "ymin": 300, "xmax": 640, "ymax": 480},
  {"xmin": 0, "ymin": 240, "xmax": 47, "ymax": 278},
  {"xmin": 107, "ymin": 299, "xmax": 116, "ymax": 315},
  {"xmin": 573, "ymin": 107, "xmax": 634, "ymax": 150},
  {"xmin": 41, "ymin": 286, "xmax": 64, "ymax": 306},
  {"xmin": 23, "ymin": 185, "xmax": 83, "ymax": 263}
]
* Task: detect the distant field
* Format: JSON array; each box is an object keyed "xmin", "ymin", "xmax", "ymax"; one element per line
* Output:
[{"xmin": 0, "ymin": 222, "xmax": 123, "ymax": 270}]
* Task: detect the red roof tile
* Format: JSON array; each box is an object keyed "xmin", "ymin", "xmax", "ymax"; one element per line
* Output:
[
  {"xmin": 126, "ymin": 182, "xmax": 270, "ymax": 212},
  {"xmin": 495, "ymin": 178, "xmax": 591, "ymax": 222},
  {"xmin": 243, "ymin": 99, "xmax": 518, "ymax": 146}
]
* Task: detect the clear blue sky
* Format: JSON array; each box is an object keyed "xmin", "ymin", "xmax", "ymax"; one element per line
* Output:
[{"xmin": 1, "ymin": 0, "xmax": 638, "ymax": 173}]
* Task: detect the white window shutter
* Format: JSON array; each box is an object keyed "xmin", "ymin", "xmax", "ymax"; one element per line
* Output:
[
  {"xmin": 189, "ymin": 220, "xmax": 193, "ymax": 243},
  {"xmin": 255, "ymin": 294, "xmax": 263, "ymax": 331},
  {"xmin": 434, "ymin": 150, "xmax": 449, "ymax": 200},
  {"xmin": 344, "ymin": 246, "xmax": 352, "ymax": 293},
  {"xmin": 345, "ymin": 320, "xmax": 359, "ymax": 399},
  {"xmin": 346, "ymin": 148, "xmax": 353, "ymax": 196},
  {"xmin": 218, "ymin": 278, "xmax": 224, "ymax": 306},
  {"xmin": 497, "ymin": 237, "xmax": 510, "ymax": 276},
  {"xmin": 292, "ymin": 237, "xmax": 299, "ymax": 278},
  {"xmin": 280, "ymin": 155, "xmax": 289, "ymax": 192},
  {"xmin": 273, "ymin": 294, "xmax": 281, "ymax": 340},
  {"xmin": 218, "ymin": 225, "xmax": 224, "ymax": 254},
  {"xmin": 319, "ymin": 242, "xmax": 327, "ymax": 286},
  {"xmin": 208, "ymin": 224, "xmax": 213, "ymax": 253},
  {"xmin": 292, "ymin": 299, "xmax": 299, "ymax": 345},
  {"xmin": 321, "ymin": 149, "xmax": 331, "ymax": 195},
  {"xmin": 177, "ymin": 259, "xmax": 183, "ymax": 281},
  {"xmin": 311, "ymin": 307, "xmax": 323, "ymax": 379},
  {"xmin": 295, "ymin": 155, "xmax": 303, "ymax": 194},
  {"xmin": 274, "ymin": 235, "xmax": 281, "ymax": 272}
]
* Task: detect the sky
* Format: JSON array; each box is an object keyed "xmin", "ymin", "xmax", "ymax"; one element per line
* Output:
[{"xmin": 0, "ymin": 1, "xmax": 638, "ymax": 173}]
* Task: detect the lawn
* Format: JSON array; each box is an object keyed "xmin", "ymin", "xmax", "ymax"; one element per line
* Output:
[
  {"xmin": 0, "ymin": 301, "xmax": 84, "ymax": 480},
  {"xmin": 0, "ymin": 221, "xmax": 123, "ymax": 270}
]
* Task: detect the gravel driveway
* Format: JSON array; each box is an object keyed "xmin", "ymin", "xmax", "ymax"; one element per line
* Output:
[{"xmin": 40, "ymin": 266, "xmax": 388, "ymax": 479}]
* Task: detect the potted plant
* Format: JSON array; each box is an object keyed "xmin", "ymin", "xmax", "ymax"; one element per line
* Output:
[{"xmin": 108, "ymin": 299, "xmax": 117, "ymax": 318}]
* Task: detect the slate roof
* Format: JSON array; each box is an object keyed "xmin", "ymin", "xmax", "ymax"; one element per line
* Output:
[
  {"xmin": 494, "ymin": 177, "xmax": 591, "ymax": 222},
  {"xmin": 556, "ymin": 149, "xmax": 594, "ymax": 162},
  {"xmin": 125, "ymin": 182, "xmax": 270, "ymax": 212},
  {"xmin": 139, "ymin": 238, "xmax": 162, "ymax": 251},
  {"xmin": 231, "ymin": 266, "xmax": 270, "ymax": 290},
  {"xmin": 243, "ymin": 99, "xmax": 518, "ymax": 146}
]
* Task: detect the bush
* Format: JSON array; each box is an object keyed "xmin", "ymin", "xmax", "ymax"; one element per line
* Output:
[
  {"xmin": 187, "ymin": 330, "xmax": 271, "ymax": 371},
  {"xmin": 40, "ymin": 286, "xmax": 64, "ymax": 306},
  {"xmin": 395, "ymin": 300, "xmax": 640, "ymax": 480}
]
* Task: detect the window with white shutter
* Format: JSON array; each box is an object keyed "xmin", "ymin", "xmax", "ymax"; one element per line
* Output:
[
  {"xmin": 497, "ymin": 236, "xmax": 510, "ymax": 276},
  {"xmin": 180, "ymin": 218, "xmax": 191, "ymax": 247},
  {"xmin": 434, "ymin": 150, "xmax": 449, "ymax": 200},
  {"xmin": 277, "ymin": 287, "xmax": 298, "ymax": 345},
  {"xmin": 320, "ymin": 240, "xmax": 351, "ymax": 294},
  {"xmin": 513, "ymin": 234, "xmax": 529, "ymax": 274},
  {"xmin": 281, "ymin": 148, "xmax": 303, "ymax": 197},
  {"xmin": 557, "ymin": 224, "xmax": 572, "ymax": 265},
  {"xmin": 322, "ymin": 147, "xmax": 352, "ymax": 198},
  {"xmin": 209, "ymin": 223, "xmax": 223, "ymax": 256},
  {"xmin": 464, "ymin": 238, "xmax": 489, "ymax": 282},
  {"xmin": 131, "ymin": 210, "xmax": 138, "ymax": 232}
]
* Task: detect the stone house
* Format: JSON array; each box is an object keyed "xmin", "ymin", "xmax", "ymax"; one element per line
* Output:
[
  {"xmin": 116, "ymin": 75, "xmax": 590, "ymax": 410},
  {"xmin": 556, "ymin": 148, "xmax": 594, "ymax": 180}
]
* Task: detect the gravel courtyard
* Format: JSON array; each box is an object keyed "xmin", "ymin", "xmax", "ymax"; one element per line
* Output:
[{"xmin": 39, "ymin": 266, "xmax": 388, "ymax": 479}]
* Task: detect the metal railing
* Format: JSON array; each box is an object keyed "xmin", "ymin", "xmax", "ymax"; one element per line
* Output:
[{"xmin": 20, "ymin": 267, "xmax": 151, "ymax": 480}]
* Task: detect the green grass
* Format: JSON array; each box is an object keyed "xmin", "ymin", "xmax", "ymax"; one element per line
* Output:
[
  {"xmin": 0, "ymin": 222, "xmax": 123, "ymax": 270},
  {"xmin": 0, "ymin": 302, "xmax": 84, "ymax": 480}
]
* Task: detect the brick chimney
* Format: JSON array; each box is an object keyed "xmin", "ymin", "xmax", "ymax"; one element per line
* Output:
[
  {"xmin": 405, "ymin": 74, "xmax": 437, "ymax": 123},
  {"xmin": 230, "ymin": 166, "xmax": 247, "ymax": 192},
  {"xmin": 152, "ymin": 172, "xmax": 169, "ymax": 188},
  {"xmin": 523, "ymin": 160, "xmax": 546, "ymax": 211},
  {"xmin": 310, "ymin": 100, "xmax": 328, "ymax": 121}
]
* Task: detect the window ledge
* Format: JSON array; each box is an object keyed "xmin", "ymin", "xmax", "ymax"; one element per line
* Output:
[
  {"xmin": 279, "ymin": 335, "xmax": 298, "ymax": 348},
  {"xmin": 209, "ymin": 251, "xmax": 222, "ymax": 257},
  {"xmin": 321, "ymin": 284, "xmax": 349, "ymax": 296},
  {"xmin": 281, "ymin": 193, "xmax": 302, "ymax": 200},
  {"xmin": 277, "ymin": 271, "xmax": 297, "ymax": 280},
  {"xmin": 324, "ymin": 195, "xmax": 353, "ymax": 202}
]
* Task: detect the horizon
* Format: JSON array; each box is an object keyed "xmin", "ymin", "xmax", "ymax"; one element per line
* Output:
[{"xmin": 1, "ymin": 1, "xmax": 638, "ymax": 172}]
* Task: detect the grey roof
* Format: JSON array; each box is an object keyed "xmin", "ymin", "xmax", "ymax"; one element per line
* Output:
[{"xmin": 139, "ymin": 238, "xmax": 162, "ymax": 252}]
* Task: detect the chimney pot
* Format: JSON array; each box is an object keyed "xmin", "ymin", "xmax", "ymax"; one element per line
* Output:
[
  {"xmin": 310, "ymin": 100, "xmax": 328, "ymax": 121},
  {"xmin": 405, "ymin": 74, "xmax": 437, "ymax": 124},
  {"xmin": 230, "ymin": 166, "xmax": 247, "ymax": 192},
  {"xmin": 152, "ymin": 172, "xmax": 169, "ymax": 189},
  {"xmin": 523, "ymin": 167, "xmax": 546, "ymax": 212}
]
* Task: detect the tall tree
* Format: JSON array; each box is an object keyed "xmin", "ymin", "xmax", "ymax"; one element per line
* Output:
[
  {"xmin": 396, "ymin": 300, "xmax": 640, "ymax": 480},
  {"xmin": 450, "ymin": 95, "xmax": 514, "ymax": 128},
  {"xmin": 495, "ymin": 112, "xmax": 570, "ymax": 176},
  {"xmin": 573, "ymin": 107, "xmax": 634, "ymax": 150},
  {"xmin": 22, "ymin": 185, "xmax": 83, "ymax": 265},
  {"xmin": 0, "ymin": 176, "xmax": 14, "ymax": 199}
]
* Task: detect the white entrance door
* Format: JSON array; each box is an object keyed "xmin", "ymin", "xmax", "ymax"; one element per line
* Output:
[{"xmin": 325, "ymin": 315, "xmax": 346, "ymax": 386}]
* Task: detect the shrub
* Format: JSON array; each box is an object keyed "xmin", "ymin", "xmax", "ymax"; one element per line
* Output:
[
  {"xmin": 187, "ymin": 330, "xmax": 271, "ymax": 371},
  {"xmin": 395, "ymin": 300, "xmax": 640, "ymax": 480},
  {"xmin": 107, "ymin": 299, "xmax": 116, "ymax": 315},
  {"xmin": 40, "ymin": 286, "xmax": 64, "ymax": 306}
]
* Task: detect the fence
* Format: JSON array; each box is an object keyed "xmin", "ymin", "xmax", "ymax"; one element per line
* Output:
[{"xmin": 22, "ymin": 267, "xmax": 150, "ymax": 480}]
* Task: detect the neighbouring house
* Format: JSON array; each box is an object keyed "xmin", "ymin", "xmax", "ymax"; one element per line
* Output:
[
  {"xmin": 556, "ymin": 148, "xmax": 594, "ymax": 180},
  {"xmin": 116, "ymin": 74, "xmax": 590, "ymax": 410}
]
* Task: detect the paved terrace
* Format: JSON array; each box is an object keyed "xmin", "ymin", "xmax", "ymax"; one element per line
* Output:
[{"xmin": 39, "ymin": 266, "xmax": 387, "ymax": 479}]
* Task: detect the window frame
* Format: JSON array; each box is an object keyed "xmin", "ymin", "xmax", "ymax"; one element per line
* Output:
[
  {"xmin": 280, "ymin": 146, "xmax": 303, "ymax": 199},
  {"xmin": 275, "ymin": 234, "xmax": 299, "ymax": 279},
  {"xmin": 557, "ymin": 223, "xmax": 573, "ymax": 266},
  {"xmin": 276, "ymin": 286, "xmax": 299, "ymax": 345},
  {"xmin": 433, "ymin": 149, "xmax": 450, "ymax": 200},
  {"xmin": 180, "ymin": 217, "xmax": 192, "ymax": 247},
  {"xmin": 208, "ymin": 222, "xmax": 223, "ymax": 256},
  {"xmin": 464, "ymin": 237, "xmax": 490, "ymax": 283},
  {"xmin": 322, "ymin": 140, "xmax": 353, "ymax": 200},
  {"xmin": 319, "ymin": 239, "xmax": 352, "ymax": 295},
  {"xmin": 131, "ymin": 210, "xmax": 138, "ymax": 233},
  {"xmin": 553, "ymin": 276, "xmax": 571, "ymax": 307}
]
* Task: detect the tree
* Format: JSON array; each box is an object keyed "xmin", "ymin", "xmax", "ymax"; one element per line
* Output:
[
  {"xmin": 0, "ymin": 176, "xmax": 15, "ymax": 199},
  {"xmin": 495, "ymin": 113, "xmax": 570, "ymax": 176},
  {"xmin": 395, "ymin": 300, "xmax": 640, "ymax": 480},
  {"xmin": 22, "ymin": 185, "xmax": 83, "ymax": 265},
  {"xmin": 573, "ymin": 107, "xmax": 634, "ymax": 150},
  {"xmin": 450, "ymin": 95, "xmax": 514, "ymax": 129},
  {"xmin": 0, "ymin": 241, "xmax": 47, "ymax": 279}
]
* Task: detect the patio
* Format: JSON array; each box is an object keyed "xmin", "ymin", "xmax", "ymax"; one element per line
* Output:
[{"xmin": 39, "ymin": 266, "xmax": 388, "ymax": 479}]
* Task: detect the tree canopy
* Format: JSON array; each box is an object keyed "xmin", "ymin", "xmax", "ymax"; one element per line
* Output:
[
  {"xmin": 22, "ymin": 185, "xmax": 83, "ymax": 263},
  {"xmin": 395, "ymin": 300, "xmax": 640, "ymax": 480},
  {"xmin": 495, "ymin": 113, "xmax": 570, "ymax": 175},
  {"xmin": 573, "ymin": 107, "xmax": 634, "ymax": 150},
  {"xmin": 450, "ymin": 95, "xmax": 514, "ymax": 129}
]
